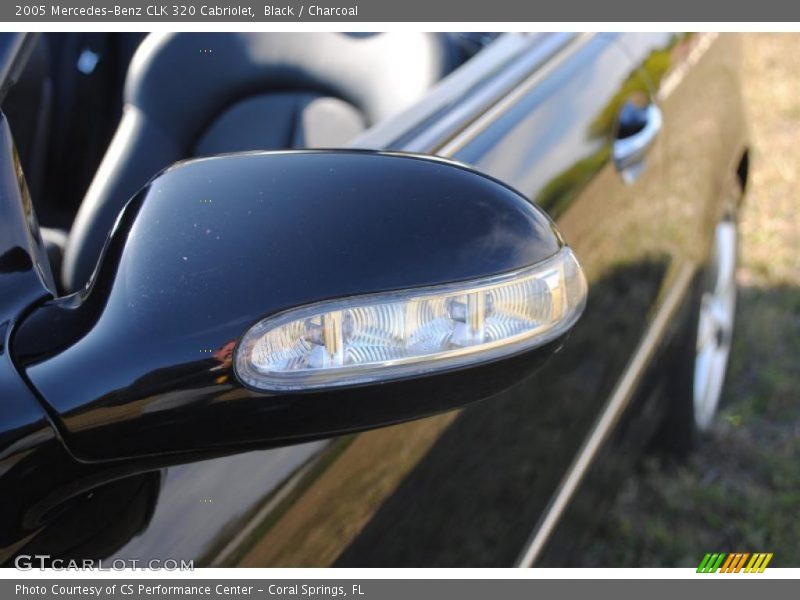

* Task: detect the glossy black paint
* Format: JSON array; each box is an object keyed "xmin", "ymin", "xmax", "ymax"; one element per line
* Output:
[
  {"xmin": 14, "ymin": 150, "xmax": 565, "ymax": 462},
  {"xmin": 0, "ymin": 113, "xmax": 54, "ymax": 314},
  {"xmin": 0, "ymin": 34, "xmax": 39, "ymax": 104},
  {"xmin": 0, "ymin": 33, "xmax": 749, "ymax": 567},
  {"xmin": 0, "ymin": 112, "xmax": 83, "ymax": 562}
]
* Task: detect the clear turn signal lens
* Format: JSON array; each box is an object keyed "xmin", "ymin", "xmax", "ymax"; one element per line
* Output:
[{"xmin": 235, "ymin": 247, "xmax": 587, "ymax": 391}]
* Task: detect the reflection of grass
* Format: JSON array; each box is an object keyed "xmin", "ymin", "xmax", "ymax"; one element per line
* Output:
[{"xmin": 575, "ymin": 33, "xmax": 800, "ymax": 567}]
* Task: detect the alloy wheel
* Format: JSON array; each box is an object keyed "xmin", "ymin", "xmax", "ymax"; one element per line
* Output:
[{"xmin": 693, "ymin": 220, "xmax": 738, "ymax": 431}]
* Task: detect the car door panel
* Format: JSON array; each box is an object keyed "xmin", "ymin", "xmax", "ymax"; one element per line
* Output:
[{"xmin": 536, "ymin": 33, "xmax": 748, "ymax": 564}]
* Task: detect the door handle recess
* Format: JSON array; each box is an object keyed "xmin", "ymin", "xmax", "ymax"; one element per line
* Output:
[{"xmin": 613, "ymin": 102, "xmax": 662, "ymax": 184}]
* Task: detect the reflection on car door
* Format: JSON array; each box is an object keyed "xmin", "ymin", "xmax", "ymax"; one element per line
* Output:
[{"xmin": 337, "ymin": 33, "xmax": 679, "ymax": 567}]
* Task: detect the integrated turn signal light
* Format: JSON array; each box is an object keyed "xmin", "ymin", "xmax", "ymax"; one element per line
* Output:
[{"xmin": 234, "ymin": 247, "xmax": 587, "ymax": 391}]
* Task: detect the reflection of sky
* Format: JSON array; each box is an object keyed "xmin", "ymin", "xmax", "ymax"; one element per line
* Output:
[
  {"xmin": 454, "ymin": 35, "xmax": 637, "ymax": 204},
  {"xmin": 111, "ymin": 441, "xmax": 326, "ymax": 562},
  {"xmin": 615, "ymin": 32, "xmax": 675, "ymax": 64},
  {"xmin": 27, "ymin": 180, "xmax": 260, "ymax": 415}
]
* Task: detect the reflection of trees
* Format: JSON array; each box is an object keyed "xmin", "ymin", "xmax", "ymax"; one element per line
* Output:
[
  {"xmin": 536, "ymin": 146, "xmax": 609, "ymax": 218},
  {"xmin": 588, "ymin": 46, "xmax": 674, "ymax": 139},
  {"xmin": 535, "ymin": 38, "xmax": 680, "ymax": 219}
]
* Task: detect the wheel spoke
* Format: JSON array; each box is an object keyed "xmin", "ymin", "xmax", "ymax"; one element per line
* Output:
[{"xmin": 693, "ymin": 219, "xmax": 737, "ymax": 431}]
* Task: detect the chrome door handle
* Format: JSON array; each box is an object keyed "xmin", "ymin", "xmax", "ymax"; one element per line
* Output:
[{"xmin": 613, "ymin": 103, "xmax": 662, "ymax": 183}]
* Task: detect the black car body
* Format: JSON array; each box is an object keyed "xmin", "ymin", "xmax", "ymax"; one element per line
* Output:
[{"xmin": 0, "ymin": 32, "xmax": 748, "ymax": 567}]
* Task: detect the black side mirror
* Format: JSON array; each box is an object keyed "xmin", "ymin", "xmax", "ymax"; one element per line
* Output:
[{"xmin": 13, "ymin": 151, "xmax": 586, "ymax": 462}]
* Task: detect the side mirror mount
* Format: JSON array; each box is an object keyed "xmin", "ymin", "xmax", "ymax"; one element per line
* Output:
[{"xmin": 13, "ymin": 151, "xmax": 587, "ymax": 462}]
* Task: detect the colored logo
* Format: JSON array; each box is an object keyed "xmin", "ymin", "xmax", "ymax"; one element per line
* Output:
[{"xmin": 697, "ymin": 553, "xmax": 773, "ymax": 573}]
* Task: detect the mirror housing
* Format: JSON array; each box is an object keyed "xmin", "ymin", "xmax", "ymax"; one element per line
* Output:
[{"xmin": 14, "ymin": 151, "xmax": 585, "ymax": 462}]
